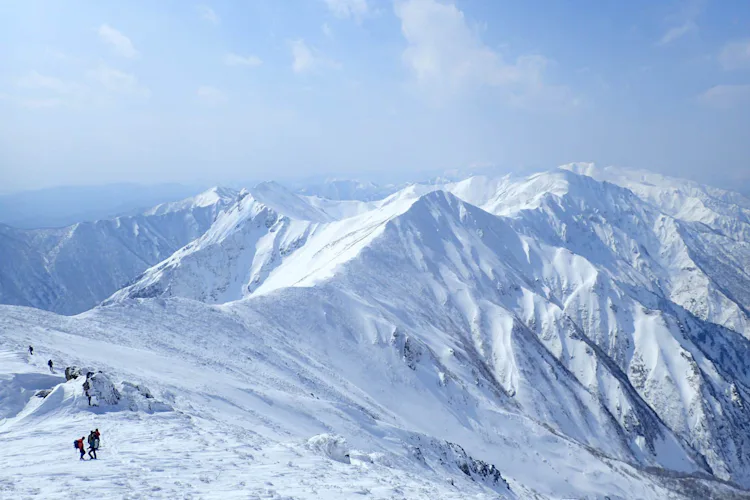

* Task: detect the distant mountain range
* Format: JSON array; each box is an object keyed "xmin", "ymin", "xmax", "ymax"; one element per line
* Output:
[{"xmin": 2, "ymin": 164, "xmax": 750, "ymax": 497}]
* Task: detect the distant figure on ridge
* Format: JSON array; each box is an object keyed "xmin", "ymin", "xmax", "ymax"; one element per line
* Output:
[
  {"xmin": 48, "ymin": 359, "xmax": 54, "ymax": 373},
  {"xmin": 28, "ymin": 345, "xmax": 33, "ymax": 355},
  {"xmin": 83, "ymin": 378, "xmax": 91, "ymax": 406},
  {"xmin": 74, "ymin": 436, "xmax": 86, "ymax": 460}
]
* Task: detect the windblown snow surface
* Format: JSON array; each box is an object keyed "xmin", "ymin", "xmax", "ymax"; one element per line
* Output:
[{"xmin": 2, "ymin": 165, "xmax": 750, "ymax": 499}]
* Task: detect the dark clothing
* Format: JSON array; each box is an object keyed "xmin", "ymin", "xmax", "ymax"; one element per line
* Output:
[
  {"xmin": 84, "ymin": 381, "xmax": 91, "ymax": 406},
  {"xmin": 48, "ymin": 360, "xmax": 53, "ymax": 373},
  {"xmin": 28, "ymin": 346, "xmax": 33, "ymax": 355},
  {"xmin": 87, "ymin": 432, "xmax": 99, "ymax": 459}
]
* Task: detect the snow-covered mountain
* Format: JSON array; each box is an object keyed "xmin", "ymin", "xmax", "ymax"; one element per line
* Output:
[
  {"xmin": 3, "ymin": 165, "xmax": 750, "ymax": 498},
  {"xmin": 296, "ymin": 178, "xmax": 402, "ymax": 201},
  {"xmin": 0, "ymin": 187, "xmax": 237, "ymax": 314}
]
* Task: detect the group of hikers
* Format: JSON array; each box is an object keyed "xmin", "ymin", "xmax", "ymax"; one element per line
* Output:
[
  {"xmin": 74, "ymin": 429, "xmax": 101, "ymax": 460},
  {"xmin": 28, "ymin": 345, "xmax": 55, "ymax": 374},
  {"xmin": 28, "ymin": 346, "xmax": 104, "ymax": 461}
]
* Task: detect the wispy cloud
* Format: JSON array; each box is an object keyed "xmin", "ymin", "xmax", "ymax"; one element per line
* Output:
[
  {"xmin": 394, "ymin": 0, "xmax": 573, "ymax": 108},
  {"xmin": 196, "ymin": 85, "xmax": 227, "ymax": 104},
  {"xmin": 719, "ymin": 40, "xmax": 750, "ymax": 70},
  {"xmin": 223, "ymin": 53, "xmax": 262, "ymax": 67},
  {"xmin": 324, "ymin": 0, "xmax": 369, "ymax": 21},
  {"xmin": 658, "ymin": 22, "xmax": 696, "ymax": 45},
  {"xmin": 87, "ymin": 65, "xmax": 150, "ymax": 97},
  {"xmin": 698, "ymin": 84, "xmax": 750, "ymax": 109},
  {"xmin": 197, "ymin": 5, "xmax": 220, "ymax": 25},
  {"xmin": 9, "ymin": 72, "xmax": 87, "ymax": 109},
  {"xmin": 16, "ymin": 72, "xmax": 85, "ymax": 95},
  {"xmin": 289, "ymin": 39, "xmax": 340, "ymax": 74},
  {"xmin": 657, "ymin": 1, "xmax": 701, "ymax": 45},
  {"xmin": 98, "ymin": 24, "xmax": 139, "ymax": 59}
]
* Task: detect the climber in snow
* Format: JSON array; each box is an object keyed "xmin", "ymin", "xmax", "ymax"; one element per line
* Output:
[
  {"xmin": 83, "ymin": 378, "xmax": 91, "ymax": 406},
  {"xmin": 74, "ymin": 437, "xmax": 86, "ymax": 460},
  {"xmin": 48, "ymin": 359, "xmax": 54, "ymax": 373},
  {"xmin": 28, "ymin": 345, "xmax": 33, "ymax": 355},
  {"xmin": 87, "ymin": 430, "xmax": 99, "ymax": 460}
]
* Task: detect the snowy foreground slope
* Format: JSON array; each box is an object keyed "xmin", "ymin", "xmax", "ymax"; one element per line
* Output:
[
  {"xmin": 1, "ymin": 301, "xmax": 746, "ymax": 499},
  {"xmin": 3, "ymin": 165, "xmax": 750, "ymax": 498},
  {"xmin": 0, "ymin": 187, "xmax": 237, "ymax": 314}
]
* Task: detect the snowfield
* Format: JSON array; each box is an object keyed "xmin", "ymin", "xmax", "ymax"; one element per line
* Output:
[{"xmin": 2, "ymin": 164, "xmax": 750, "ymax": 499}]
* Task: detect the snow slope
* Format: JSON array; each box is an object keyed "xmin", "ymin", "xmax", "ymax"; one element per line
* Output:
[
  {"xmin": 4, "ymin": 166, "xmax": 750, "ymax": 497},
  {"xmin": 106, "ymin": 182, "xmax": 393, "ymax": 305},
  {"xmin": 558, "ymin": 163, "xmax": 750, "ymax": 336},
  {"xmin": 0, "ymin": 187, "xmax": 237, "ymax": 314},
  {"xmin": 104, "ymin": 168, "xmax": 750, "ymax": 490},
  {"xmin": 2, "ymin": 298, "xmax": 745, "ymax": 499}
]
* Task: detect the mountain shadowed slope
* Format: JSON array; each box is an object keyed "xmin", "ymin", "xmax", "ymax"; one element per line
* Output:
[{"xmin": 0, "ymin": 187, "xmax": 237, "ymax": 314}]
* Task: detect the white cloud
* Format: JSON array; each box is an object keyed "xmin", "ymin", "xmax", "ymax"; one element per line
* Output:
[
  {"xmin": 324, "ymin": 0, "xmax": 368, "ymax": 21},
  {"xmin": 658, "ymin": 21, "xmax": 696, "ymax": 45},
  {"xmin": 658, "ymin": 1, "xmax": 701, "ymax": 45},
  {"xmin": 394, "ymin": 0, "xmax": 570, "ymax": 107},
  {"xmin": 98, "ymin": 24, "xmax": 139, "ymax": 59},
  {"xmin": 223, "ymin": 53, "xmax": 263, "ymax": 67},
  {"xmin": 698, "ymin": 84, "xmax": 750, "ymax": 109},
  {"xmin": 289, "ymin": 39, "xmax": 340, "ymax": 74},
  {"xmin": 719, "ymin": 40, "xmax": 750, "ymax": 70},
  {"xmin": 196, "ymin": 85, "xmax": 227, "ymax": 104},
  {"xmin": 16, "ymin": 72, "xmax": 85, "ymax": 95},
  {"xmin": 197, "ymin": 5, "xmax": 220, "ymax": 25},
  {"xmin": 87, "ymin": 66, "xmax": 150, "ymax": 97}
]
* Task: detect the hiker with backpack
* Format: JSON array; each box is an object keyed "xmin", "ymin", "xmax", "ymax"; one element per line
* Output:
[
  {"xmin": 28, "ymin": 345, "xmax": 33, "ymax": 355},
  {"xmin": 87, "ymin": 430, "xmax": 99, "ymax": 459},
  {"xmin": 48, "ymin": 359, "xmax": 54, "ymax": 373},
  {"xmin": 74, "ymin": 437, "xmax": 86, "ymax": 460}
]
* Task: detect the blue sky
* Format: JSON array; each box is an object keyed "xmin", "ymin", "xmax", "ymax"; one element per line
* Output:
[{"xmin": 1, "ymin": 0, "xmax": 749, "ymax": 192}]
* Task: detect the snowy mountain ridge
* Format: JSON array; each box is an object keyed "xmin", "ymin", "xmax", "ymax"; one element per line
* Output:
[
  {"xmin": 100, "ymin": 166, "xmax": 750, "ymax": 487},
  {"xmin": 0, "ymin": 186, "xmax": 238, "ymax": 314},
  {"xmin": 2, "ymin": 164, "xmax": 750, "ymax": 498}
]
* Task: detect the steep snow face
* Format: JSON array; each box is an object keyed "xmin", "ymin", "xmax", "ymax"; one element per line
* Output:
[
  {"xmin": 561, "ymin": 163, "xmax": 750, "ymax": 230},
  {"xmin": 104, "ymin": 171, "xmax": 750, "ymax": 487},
  {"xmin": 312, "ymin": 191, "xmax": 701, "ymax": 470},
  {"xmin": 0, "ymin": 187, "xmax": 237, "ymax": 314},
  {"xmin": 446, "ymin": 171, "xmax": 750, "ymax": 483},
  {"xmin": 521, "ymin": 167, "xmax": 750, "ymax": 338},
  {"xmin": 105, "ymin": 182, "xmax": 412, "ymax": 304}
]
